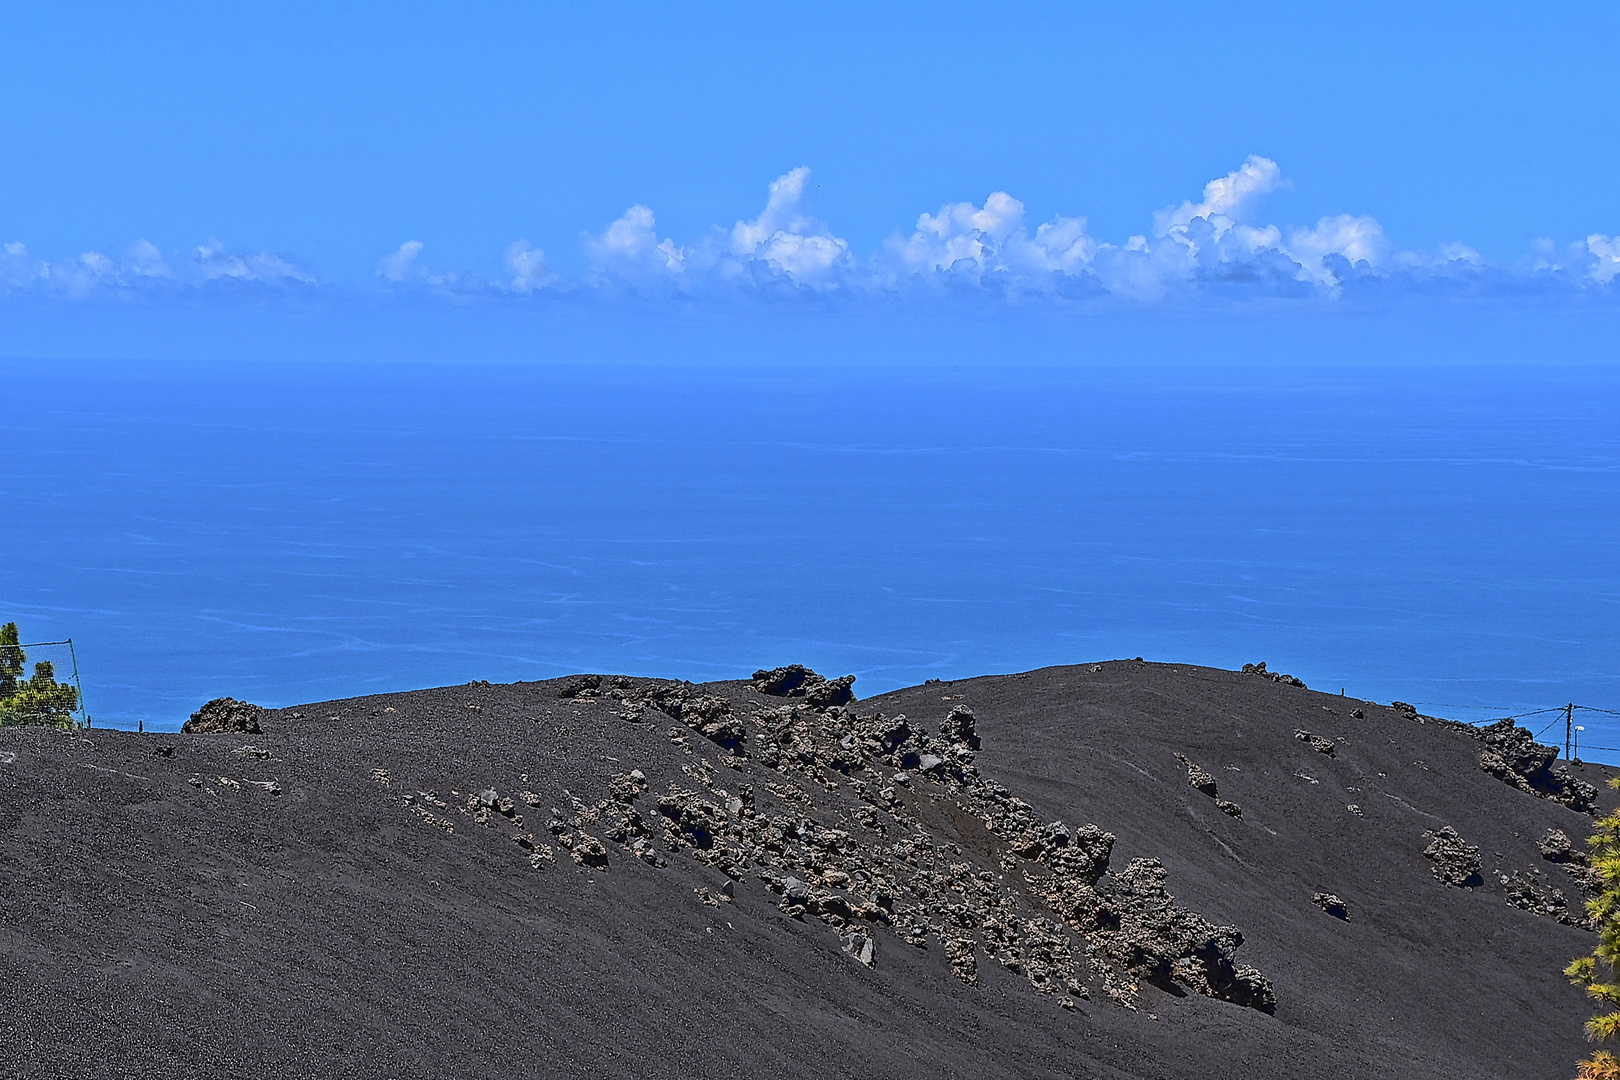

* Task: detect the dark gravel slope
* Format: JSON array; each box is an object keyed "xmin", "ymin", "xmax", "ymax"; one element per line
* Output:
[{"xmin": 0, "ymin": 660, "xmax": 1608, "ymax": 1079}]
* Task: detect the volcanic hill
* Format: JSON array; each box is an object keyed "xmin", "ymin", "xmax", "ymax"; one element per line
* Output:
[{"xmin": 1, "ymin": 660, "xmax": 1611, "ymax": 1079}]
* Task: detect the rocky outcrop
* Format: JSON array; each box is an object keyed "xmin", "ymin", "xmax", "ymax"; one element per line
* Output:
[
  {"xmin": 1379, "ymin": 705, "xmax": 1597, "ymax": 813},
  {"xmin": 1086, "ymin": 858, "xmax": 1275, "ymax": 1012},
  {"xmin": 633, "ymin": 684, "xmax": 749, "ymax": 752},
  {"xmin": 465, "ymin": 684, "xmax": 1275, "ymax": 1014},
  {"xmin": 1422, "ymin": 826, "xmax": 1482, "ymax": 888},
  {"xmin": 751, "ymin": 665, "xmax": 857, "ymax": 708},
  {"xmin": 182, "ymin": 697, "xmax": 263, "ymax": 735},
  {"xmin": 1466, "ymin": 719, "xmax": 1598, "ymax": 813},
  {"xmin": 1242, "ymin": 662, "xmax": 1305, "ymax": 689},
  {"xmin": 556, "ymin": 674, "xmax": 603, "ymax": 700},
  {"xmin": 938, "ymin": 705, "xmax": 981, "ymax": 750}
]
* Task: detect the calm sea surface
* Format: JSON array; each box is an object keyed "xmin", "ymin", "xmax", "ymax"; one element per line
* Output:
[{"xmin": 4, "ymin": 359, "xmax": 1617, "ymax": 754}]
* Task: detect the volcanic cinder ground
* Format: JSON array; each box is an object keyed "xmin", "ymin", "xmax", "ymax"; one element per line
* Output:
[{"xmin": 1, "ymin": 660, "xmax": 1611, "ymax": 1080}]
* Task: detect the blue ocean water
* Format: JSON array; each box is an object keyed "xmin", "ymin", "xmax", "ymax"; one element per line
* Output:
[{"xmin": 3, "ymin": 357, "xmax": 1617, "ymax": 754}]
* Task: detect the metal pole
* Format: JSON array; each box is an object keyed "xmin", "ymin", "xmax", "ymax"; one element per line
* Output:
[
  {"xmin": 1566, "ymin": 702, "xmax": 1575, "ymax": 760},
  {"xmin": 65, "ymin": 638, "xmax": 88, "ymax": 728}
]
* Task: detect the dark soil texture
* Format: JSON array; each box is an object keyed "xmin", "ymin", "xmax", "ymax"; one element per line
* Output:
[{"xmin": 2, "ymin": 660, "xmax": 1611, "ymax": 1079}]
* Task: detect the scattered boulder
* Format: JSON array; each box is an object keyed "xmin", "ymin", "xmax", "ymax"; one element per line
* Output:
[
  {"xmin": 840, "ymin": 930, "xmax": 876, "ymax": 967},
  {"xmin": 182, "ymin": 698, "xmax": 263, "ymax": 735},
  {"xmin": 1172, "ymin": 755, "xmax": 1243, "ymax": 817},
  {"xmin": 1242, "ymin": 661, "xmax": 1306, "ymax": 689},
  {"xmin": 1539, "ymin": 828, "xmax": 1584, "ymax": 864},
  {"xmin": 1175, "ymin": 754, "xmax": 1221, "ymax": 798},
  {"xmin": 610, "ymin": 769, "xmax": 648, "ymax": 803},
  {"xmin": 1423, "ymin": 826, "xmax": 1483, "ymax": 888},
  {"xmin": 570, "ymin": 833, "xmax": 610, "ymax": 867},
  {"xmin": 1294, "ymin": 730, "xmax": 1335, "ymax": 756},
  {"xmin": 1312, "ymin": 892, "xmax": 1350, "ymax": 920}
]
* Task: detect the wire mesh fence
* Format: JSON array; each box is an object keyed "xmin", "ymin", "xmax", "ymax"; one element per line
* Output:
[{"xmin": 0, "ymin": 638, "xmax": 90, "ymax": 729}]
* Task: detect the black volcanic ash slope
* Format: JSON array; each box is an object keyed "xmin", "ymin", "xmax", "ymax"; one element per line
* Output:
[{"xmin": 0, "ymin": 661, "xmax": 1612, "ymax": 1080}]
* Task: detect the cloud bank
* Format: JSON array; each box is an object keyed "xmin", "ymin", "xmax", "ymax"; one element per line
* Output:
[
  {"xmin": 7, "ymin": 157, "xmax": 1620, "ymax": 307},
  {"xmin": 1, "ymin": 237, "xmax": 314, "ymax": 297}
]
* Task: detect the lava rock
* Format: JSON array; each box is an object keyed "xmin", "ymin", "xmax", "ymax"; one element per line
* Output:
[
  {"xmin": 1175, "ymin": 754, "xmax": 1220, "ymax": 798},
  {"xmin": 939, "ymin": 704, "xmax": 982, "ymax": 750},
  {"xmin": 1093, "ymin": 858, "xmax": 1276, "ymax": 1013},
  {"xmin": 1294, "ymin": 730, "xmax": 1336, "ymax": 756},
  {"xmin": 570, "ymin": 833, "xmax": 610, "ymax": 867},
  {"xmin": 1539, "ymin": 828, "xmax": 1583, "ymax": 864},
  {"xmin": 1423, "ymin": 826, "xmax": 1483, "ymax": 888},
  {"xmin": 751, "ymin": 665, "xmax": 856, "ymax": 708},
  {"xmin": 639, "ymin": 685, "xmax": 749, "ymax": 753},
  {"xmin": 1312, "ymin": 892, "xmax": 1350, "ymax": 920},
  {"xmin": 1242, "ymin": 661, "xmax": 1306, "ymax": 689},
  {"xmin": 1469, "ymin": 719, "xmax": 1598, "ymax": 813},
  {"xmin": 557, "ymin": 674, "xmax": 602, "ymax": 699},
  {"xmin": 1498, "ymin": 868, "xmax": 1587, "ymax": 927},
  {"xmin": 182, "ymin": 698, "xmax": 264, "ymax": 735}
]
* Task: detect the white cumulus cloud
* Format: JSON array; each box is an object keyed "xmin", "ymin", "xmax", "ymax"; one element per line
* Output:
[
  {"xmin": 584, "ymin": 205, "xmax": 685, "ymax": 282},
  {"xmin": 1154, "ymin": 155, "xmax": 1286, "ymax": 235},
  {"xmin": 1587, "ymin": 235, "xmax": 1620, "ymax": 284},
  {"xmin": 8, "ymin": 156, "xmax": 1620, "ymax": 306},
  {"xmin": 885, "ymin": 191, "xmax": 1098, "ymax": 292},
  {"xmin": 1284, "ymin": 215, "xmax": 1388, "ymax": 284},
  {"xmin": 126, "ymin": 239, "xmax": 171, "ymax": 278},
  {"xmin": 1, "ymin": 241, "xmax": 43, "ymax": 288},
  {"xmin": 378, "ymin": 240, "xmax": 425, "ymax": 282},
  {"xmin": 891, "ymin": 191, "xmax": 1025, "ymax": 275},
  {"xmin": 195, "ymin": 240, "xmax": 314, "ymax": 284},
  {"xmin": 504, "ymin": 240, "xmax": 551, "ymax": 292},
  {"xmin": 724, "ymin": 167, "xmax": 850, "ymax": 288}
]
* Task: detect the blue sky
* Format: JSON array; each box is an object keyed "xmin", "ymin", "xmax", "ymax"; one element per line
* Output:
[{"xmin": 1, "ymin": 3, "xmax": 1618, "ymax": 311}]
